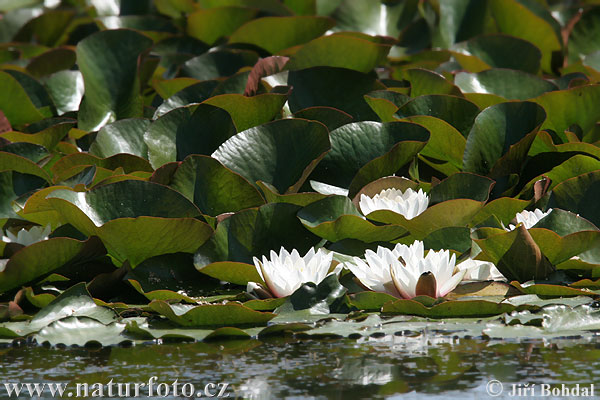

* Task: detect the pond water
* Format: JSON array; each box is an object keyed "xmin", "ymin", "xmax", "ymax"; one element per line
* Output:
[{"xmin": 2, "ymin": 332, "xmax": 599, "ymax": 399}]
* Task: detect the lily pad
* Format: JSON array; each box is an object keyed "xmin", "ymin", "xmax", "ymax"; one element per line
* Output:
[
  {"xmin": 382, "ymin": 298, "xmax": 516, "ymax": 318},
  {"xmin": 212, "ymin": 118, "xmax": 330, "ymax": 194},
  {"xmin": 148, "ymin": 300, "xmax": 275, "ymax": 327},
  {"xmin": 89, "ymin": 118, "xmax": 150, "ymax": 159},
  {"xmin": 145, "ymin": 104, "xmax": 237, "ymax": 168},
  {"xmin": 170, "ymin": 155, "xmax": 265, "ymax": 216},
  {"xmin": 287, "ymin": 33, "xmax": 391, "ymax": 73},
  {"xmin": 394, "ymin": 95, "xmax": 480, "ymax": 137},
  {"xmin": 309, "ymin": 121, "xmax": 429, "ymax": 195},
  {"xmin": 228, "ymin": 16, "xmax": 334, "ymax": 53},
  {"xmin": 0, "ymin": 237, "xmax": 106, "ymax": 294},
  {"xmin": 76, "ymin": 29, "xmax": 153, "ymax": 131},
  {"xmin": 297, "ymin": 195, "xmax": 407, "ymax": 242},
  {"xmin": 194, "ymin": 203, "xmax": 320, "ymax": 266}
]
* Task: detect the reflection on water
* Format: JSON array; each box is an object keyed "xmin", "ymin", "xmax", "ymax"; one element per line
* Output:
[{"xmin": 2, "ymin": 333, "xmax": 600, "ymax": 399}]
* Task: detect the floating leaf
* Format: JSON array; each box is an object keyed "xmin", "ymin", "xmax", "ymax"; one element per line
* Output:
[
  {"xmin": 382, "ymin": 298, "xmax": 516, "ymax": 318},
  {"xmin": 149, "ymin": 300, "xmax": 275, "ymax": 327},
  {"xmin": 287, "ymin": 33, "xmax": 391, "ymax": 73},
  {"xmin": 0, "ymin": 238, "xmax": 106, "ymax": 294},
  {"xmin": 145, "ymin": 104, "xmax": 237, "ymax": 168},
  {"xmin": 463, "ymin": 101, "xmax": 546, "ymax": 182},
  {"xmin": 194, "ymin": 203, "xmax": 320, "ymax": 266},
  {"xmin": 212, "ymin": 118, "xmax": 330, "ymax": 194},
  {"xmin": 489, "ymin": 0, "xmax": 562, "ymax": 72},
  {"xmin": 203, "ymin": 93, "xmax": 287, "ymax": 132},
  {"xmin": 368, "ymin": 199, "xmax": 484, "ymax": 240},
  {"xmin": 297, "ymin": 195, "xmax": 407, "ymax": 242},
  {"xmin": 404, "ymin": 68, "xmax": 462, "ymax": 97},
  {"xmin": 292, "ymin": 107, "xmax": 353, "ymax": 131},
  {"xmin": 549, "ymin": 170, "xmax": 600, "ymax": 228},
  {"xmin": 454, "ymin": 33, "xmax": 542, "ymax": 74},
  {"xmin": 170, "ymin": 155, "xmax": 265, "ymax": 216},
  {"xmin": 187, "ymin": 6, "xmax": 257, "ymax": 45},
  {"xmin": 532, "ymin": 85, "xmax": 600, "ymax": 142},
  {"xmin": 197, "ymin": 261, "xmax": 263, "ymax": 286},
  {"xmin": 394, "ymin": 95, "xmax": 480, "ymax": 137},
  {"xmin": 455, "ymin": 69, "xmax": 557, "ymax": 100},
  {"xmin": 0, "ymin": 70, "xmax": 46, "ymax": 126},
  {"xmin": 229, "ymin": 16, "xmax": 334, "ymax": 53},
  {"xmin": 89, "ymin": 118, "xmax": 150, "ymax": 159},
  {"xmin": 288, "ymin": 67, "xmax": 383, "ymax": 121},
  {"xmin": 180, "ymin": 50, "xmax": 258, "ymax": 81},
  {"xmin": 309, "ymin": 121, "xmax": 429, "ymax": 195}
]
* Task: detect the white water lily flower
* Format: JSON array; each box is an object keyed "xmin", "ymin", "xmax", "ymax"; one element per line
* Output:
[
  {"xmin": 250, "ymin": 247, "xmax": 334, "ymax": 298},
  {"xmin": 457, "ymin": 259, "xmax": 505, "ymax": 281},
  {"xmin": 345, "ymin": 241, "xmax": 465, "ymax": 299},
  {"xmin": 2, "ymin": 224, "xmax": 51, "ymax": 247},
  {"xmin": 359, "ymin": 188, "xmax": 429, "ymax": 220},
  {"xmin": 508, "ymin": 208, "xmax": 552, "ymax": 230}
]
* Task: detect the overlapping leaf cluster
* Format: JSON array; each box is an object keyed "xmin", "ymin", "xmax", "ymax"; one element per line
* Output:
[{"xmin": 2, "ymin": 0, "xmax": 600, "ymax": 345}]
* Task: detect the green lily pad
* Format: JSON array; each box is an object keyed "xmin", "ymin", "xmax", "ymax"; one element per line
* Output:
[
  {"xmin": 194, "ymin": 203, "xmax": 320, "ymax": 266},
  {"xmin": 228, "ymin": 16, "xmax": 334, "ymax": 53},
  {"xmin": 532, "ymin": 84, "xmax": 600, "ymax": 142},
  {"xmin": 45, "ymin": 181, "xmax": 212, "ymax": 266},
  {"xmin": 76, "ymin": 29, "xmax": 153, "ymax": 131},
  {"xmin": 148, "ymin": 300, "xmax": 275, "ymax": 327},
  {"xmin": 34, "ymin": 317, "xmax": 127, "ymax": 346},
  {"xmin": 567, "ymin": 6, "xmax": 600, "ymax": 64},
  {"xmin": 469, "ymin": 197, "xmax": 529, "ymax": 227},
  {"xmin": 180, "ymin": 49, "xmax": 258, "ymax": 81},
  {"xmin": 0, "ymin": 237, "xmax": 106, "ymax": 294},
  {"xmin": 50, "ymin": 154, "xmax": 152, "ymax": 183},
  {"xmin": 489, "ymin": 0, "xmax": 562, "ymax": 72},
  {"xmin": 454, "ymin": 33, "xmax": 542, "ymax": 74},
  {"xmin": 203, "ymin": 93, "xmax": 287, "ymax": 132},
  {"xmin": 256, "ymin": 181, "xmax": 327, "ymax": 207},
  {"xmin": 288, "ymin": 67, "xmax": 383, "ymax": 121},
  {"xmin": 0, "ymin": 150, "xmax": 51, "ymax": 183},
  {"xmin": 382, "ymin": 298, "xmax": 516, "ymax": 318},
  {"xmin": 463, "ymin": 101, "xmax": 546, "ymax": 182},
  {"xmin": 0, "ymin": 121, "xmax": 73, "ymax": 151},
  {"xmin": 287, "ymin": 33, "xmax": 391, "ymax": 73},
  {"xmin": 187, "ymin": 6, "xmax": 257, "ymax": 45},
  {"xmin": 26, "ymin": 47, "xmax": 76, "ymax": 78},
  {"xmin": 145, "ymin": 104, "xmax": 237, "ymax": 168},
  {"xmin": 404, "ymin": 68, "xmax": 462, "ymax": 97},
  {"xmin": 89, "ymin": 118, "xmax": 150, "ymax": 159},
  {"xmin": 42, "ymin": 70, "xmax": 84, "ymax": 115},
  {"xmin": 549, "ymin": 170, "xmax": 600, "ymax": 228},
  {"xmin": 428, "ymin": 172, "xmax": 494, "ymax": 204},
  {"xmin": 349, "ymin": 291, "xmax": 398, "ymax": 311},
  {"xmin": 432, "ymin": 0, "xmax": 489, "ymax": 48},
  {"xmin": 511, "ymin": 282, "xmax": 594, "ymax": 298},
  {"xmin": 29, "ymin": 282, "xmax": 117, "ymax": 330},
  {"xmin": 197, "ymin": 261, "xmax": 263, "ymax": 286},
  {"xmin": 154, "ymin": 80, "xmax": 219, "ymax": 118},
  {"xmin": 368, "ymin": 199, "xmax": 484, "ymax": 239},
  {"xmin": 297, "ymin": 195, "xmax": 407, "ymax": 242},
  {"xmin": 212, "ymin": 118, "xmax": 330, "ymax": 194},
  {"xmin": 170, "ymin": 155, "xmax": 265, "ymax": 216},
  {"xmin": 309, "ymin": 121, "xmax": 429, "ymax": 195},
  {"xmin": 0, "ymin": 70, "xmax": 47, "ymax": 127},
  {"xmin": 294, "ymin": 107, "xmax": 352, "ymax": 132},
  {"xmin": 455, "ymin": 69, "xmax": 557, "ymax": 100},
  {"xmin": 394, "ymin": 94, "xmax": 480, "ymax": 137}
]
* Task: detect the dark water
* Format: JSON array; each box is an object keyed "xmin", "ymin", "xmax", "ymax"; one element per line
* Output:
[{"xmin": 2, "ymin": 333, "xmax": 600, "ymax": 399}]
